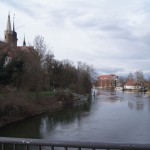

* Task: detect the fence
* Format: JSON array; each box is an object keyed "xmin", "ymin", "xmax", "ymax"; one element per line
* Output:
[{"xmin": 0, "ymin": 137, "xmax": 150, "ymax": 150}]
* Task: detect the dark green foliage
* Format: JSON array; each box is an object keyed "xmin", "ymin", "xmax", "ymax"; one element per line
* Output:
[
  {"xmin": 0, "ymin": 52, "xmax": 11, "ymax": 85},
  {"xmin": 7, "ymin": 57, "xmax": 24, "ymax": 89},
  {"xmin": 0, "ymin": 52, "xmax": 24, "ymax": 87}
]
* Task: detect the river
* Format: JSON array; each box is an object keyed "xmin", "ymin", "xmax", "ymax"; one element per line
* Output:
[{"xmin": 0, "ymin": 90, "xmax": 150, "ymax": 144}]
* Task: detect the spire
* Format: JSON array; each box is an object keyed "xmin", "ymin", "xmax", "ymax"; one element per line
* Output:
[
  {"xmin": 13, "ymin": 14, "xmax": 15, "ymax": 31},
  {"xmin": 23, "ymin": 34, "xmax": 26, "ymax": 46},
  {"xmin": 6, "ymin": 12, "xmax": 12, "ymax": 31}
]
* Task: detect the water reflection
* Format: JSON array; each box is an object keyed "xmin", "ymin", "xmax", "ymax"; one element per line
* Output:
[
  {"xmin": 97, "ymin": 90, "xmax": 150, "ymax": 111},
  {"xmin": 126, "ymin": 93, "xmax": 149, "ymax": 111},
  {"xmin": 97, "ymin": 90, "xmax": 123, "ymax": 103},
  {"xmin": 39, "ymin": 101, "xmax": 92, "ymax": 139},
  {"xmin": 128, "ymin": 100, "xmax": 144, "ymax": 110},
  {"xmin": 1, "ymin": 90, "xmax": 150, "ymax": 143}
]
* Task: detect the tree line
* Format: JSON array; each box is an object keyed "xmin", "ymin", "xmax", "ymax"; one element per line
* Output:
[
  {"xmin": 119, "ymin": 71, "xmax": 150, "ymax": 88},
  {"xmin": 0, "ymin": 35, "xmax": 97, "ymax": 96}
]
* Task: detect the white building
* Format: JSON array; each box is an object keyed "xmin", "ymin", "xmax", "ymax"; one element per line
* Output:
[{"xmin": 124, "ymin": 80, "xmax": 141, "ymax": 90}]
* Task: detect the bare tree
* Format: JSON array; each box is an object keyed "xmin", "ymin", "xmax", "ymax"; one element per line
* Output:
[
  {"xmin": 128, "ymin": 72, "xmax": 134, "ymax": 80},
  {"xmin": 44, "ymin": 51, "xmax": 54, "ymax": 90},
  {"xmin": 119, "ymin": 76, "xmax": 127, "ymax": 86},
  {"xmin": 32, "ymin": 35, "xmax": 49, "ymax": 99},
  {"xmin": 77, "ymin": 62, "xmax": 96, "ymax": 94},
  {"xmin": 135, "ymin": 70, "xmax": 145, "ymax": 85}
]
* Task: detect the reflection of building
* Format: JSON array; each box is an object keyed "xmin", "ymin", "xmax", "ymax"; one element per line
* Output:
[
  {"xmin": 97, "ymin": 74, "xmax": 118, "ymax": 89},
  {"xmin": 128, "ymin": 99, "xmax": 144, "ymax": 110}
]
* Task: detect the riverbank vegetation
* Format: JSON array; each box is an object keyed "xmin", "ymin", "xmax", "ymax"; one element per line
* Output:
[
  {"xmin": 0, "ymin": 90, "xmax": 76, "ymax": 127},
  {"xmin": 0, "ymin": 35, "xmax": 97, "ymax": 126},
  {"xmin": 0, "ymin": 35, "xmax": 97, "ymax": 95}
]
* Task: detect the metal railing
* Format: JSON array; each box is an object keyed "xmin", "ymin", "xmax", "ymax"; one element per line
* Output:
[{"xmin": 0, "ymin": 137, "xmax": 150, "ymax": 150}]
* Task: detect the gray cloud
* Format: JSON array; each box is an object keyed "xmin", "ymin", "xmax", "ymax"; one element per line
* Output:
[
  {"xmin": 1, "ymin": 0, "xmax": 150, "ymax": 75},
  {"xmin": 97, "ymin": 67, "xmax": 125, "ymax": 74},
  {"xmin": 1, "ymin": 0, "xmax": 37, "ymax": 17}
]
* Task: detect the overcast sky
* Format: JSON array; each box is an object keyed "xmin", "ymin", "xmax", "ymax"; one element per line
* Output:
[{"xmin": 0, "ymin": 0, "xmax": 150, "ymax": 76}]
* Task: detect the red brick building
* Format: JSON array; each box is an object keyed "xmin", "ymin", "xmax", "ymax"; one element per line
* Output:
[{"xmin": 97, "ymin": 74, "xmax": 118, "ymax": 89}]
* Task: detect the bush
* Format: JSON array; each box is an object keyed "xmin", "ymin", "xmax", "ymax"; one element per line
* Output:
[
  {"xmin": 0, "ymin": 91, "xmax": 38, "ymax": 123},
  {"xmin": 55, "ymin": 90, "xmax": 74, "ymax": 105}
]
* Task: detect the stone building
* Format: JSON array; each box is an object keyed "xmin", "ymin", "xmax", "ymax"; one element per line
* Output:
[
  {"xmin": 4, "ymin": 13, "xmax": 18, "ymax": 47},
  {"xmin": 0, "ymin": 13, "xmax": 32, "ymax": 65}
]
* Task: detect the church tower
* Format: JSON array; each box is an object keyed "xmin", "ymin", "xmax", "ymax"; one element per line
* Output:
[
  {"xmin": 23, "ymin": 35, "xmax": 26, "ymax": 46},
  {"xmin": 4, "ymin": 13, "xmax": 18, "ymax": 47}
]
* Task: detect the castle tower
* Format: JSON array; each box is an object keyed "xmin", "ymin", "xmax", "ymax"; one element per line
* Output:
[{"xmin": 4, "ymin": 13, "xmax": 17, "ymax": 47}]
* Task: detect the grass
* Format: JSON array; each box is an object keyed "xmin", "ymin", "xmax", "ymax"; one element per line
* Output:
[
  {"xmin": 40, "ymin": 91, "xmax": 55, "ymax": 96},
  {"xmin": 28, "ymin": 91, "xmax": 55, "ymax": 98},
  {"xmin": 0, "ymin": 91, "xmax": 55, "ymax": 100}
]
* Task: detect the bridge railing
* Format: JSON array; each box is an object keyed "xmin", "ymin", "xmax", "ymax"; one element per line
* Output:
[{"xmin": 0, "ymin": 137, "xmax": 150, "ymax": 150}]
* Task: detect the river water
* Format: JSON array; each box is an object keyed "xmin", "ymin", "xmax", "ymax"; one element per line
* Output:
[{"xmin": 0, "ymin": 90, "xmax": 150, "ymax": 144}]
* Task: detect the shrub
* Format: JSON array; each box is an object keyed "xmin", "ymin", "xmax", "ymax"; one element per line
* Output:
[{"xmin": 55, "ymin": 90, "xmax": 74, "ymax": 105}]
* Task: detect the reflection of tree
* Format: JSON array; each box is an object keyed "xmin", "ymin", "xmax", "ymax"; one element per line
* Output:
[
  {"xmin": 128, "ymin": 100, "xmax": 144, "ymax": 110},
  {"xmin": 0, "ymin": 114, "xmax": 43, "ymax": 138},
  {"xmin": 136, "ymin": 101, "xmax": 144, "ymax": 110},
  {"xmin": 128, "ymin": 101, "xmax": 134, "ymax": 110},
  {"xmin": 149, "ymin": 97, "xmax": 150, "ymax": 111},
  {"xmin": 39, "ymin": 100, "xmax": 92, "ymax": 138}
]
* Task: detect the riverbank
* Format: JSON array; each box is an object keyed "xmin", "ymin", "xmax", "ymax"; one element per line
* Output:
[
  {"xmin": 0, "ymin": 90, "xmax": 80, "ymax": 127},
  {"xmin": 1, "ymin": 90, "xmax": 149, "ymax": 143}
]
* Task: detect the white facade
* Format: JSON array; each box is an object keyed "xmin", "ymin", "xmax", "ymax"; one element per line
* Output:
[{"xmin": 124, "ymin": 85, "xmax": 141, "ymax": 90}]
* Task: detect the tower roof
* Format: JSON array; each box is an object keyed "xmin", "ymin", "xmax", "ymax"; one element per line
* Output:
[
  {"xmin": 23, "ymin": 35, "xmax": 26, "ymax": 46},
  {"xmin": 13, "ymin": 19, "xmax": 15, "ymax": 31},
  {"xmin": 13, "ymin": 14, "xmax": 15, "ymax": 32},
  {"xmin": 6, "ymin": 12, "xmax": 12, "ymax": 31}
]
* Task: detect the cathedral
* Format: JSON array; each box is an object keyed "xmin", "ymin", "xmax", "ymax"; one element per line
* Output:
[
  {"xmin": 4, "ymin": 13, "xmax": 18, "ymax": 47},
  {"xmin": 1, "ymin": 13, "xmax": 26, "ymax": 47},
  {"xmin": 0, "ymin": 13, "xmax": 32, "ymax": 65}
]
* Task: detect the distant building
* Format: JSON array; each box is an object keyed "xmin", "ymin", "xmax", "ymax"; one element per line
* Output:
[
  {"xmin": 97, "ymin": 74, "xmax": 118, "ymax": 89},
  {"xmin": 124, "ymin": 80, "xmax": 141, "ymax": 90}
]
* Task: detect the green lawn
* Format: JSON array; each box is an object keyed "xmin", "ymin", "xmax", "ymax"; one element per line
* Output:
[
  {"xmin": 40, "ymin": 91, "xmax": 55, "ymax": 96},
  {"xmin": 28, "ymin": 91, "xmax": 55, "ymax": 97}
]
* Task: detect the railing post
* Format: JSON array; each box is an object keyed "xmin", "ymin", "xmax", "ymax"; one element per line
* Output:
[
  {"xmin": 13, "ymin": 144, "xmax": 16, "ymax": 150},
  {"xmin": 51, "ymin": 146, "xmax": 54, "ymax": 150},
  {"xmin": 64, "ymin": 147, "xmax": 68, "ymax": 150},
  {"xmin": 39, "ymin": 145, "xmax": 42, "ymax": 150},
  {"xmin": 2, "ymin": 144, "xmax": 5, "ymax": 150},
  {"xmin": 26, "ymin": 145, "xmax": 29, "ymax": 150}
]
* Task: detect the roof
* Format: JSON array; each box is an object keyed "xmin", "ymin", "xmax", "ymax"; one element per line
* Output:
[
  {"xmin": 125, "ymin": 80, "xmax": 141, "ymax": 86},
  {"xmin": 0, "ymin": 41, "xmax": 34, "ymax": 58},
  {"xmin": 17, "ymin": 46, "xmax": 34, "ymax": 52},
  {"xmin": 98, "ymin": 74, "xmax": 117, "ymax": 79}
]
